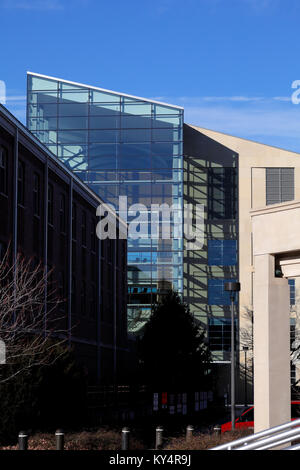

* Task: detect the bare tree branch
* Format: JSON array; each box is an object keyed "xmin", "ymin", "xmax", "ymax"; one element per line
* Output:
[{"xmin": 0, "ymin": 246, "xmax": 69, "ymax": 383}]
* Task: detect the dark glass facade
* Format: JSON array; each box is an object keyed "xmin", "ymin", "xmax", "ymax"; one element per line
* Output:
[{"xmin": 27, "ymin": 73, "xmax": 184, "ymax": 334}]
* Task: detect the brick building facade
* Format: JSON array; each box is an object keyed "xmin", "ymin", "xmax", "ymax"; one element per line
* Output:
[{"xmin": 0, "ymin": 103, "xmax": 128, "ymax": 384}]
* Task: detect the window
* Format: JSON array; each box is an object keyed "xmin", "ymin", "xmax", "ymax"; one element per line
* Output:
[
  {"xmin": 208, "ymin": 318, "xmax": 237, "ymax": 352},
  {"xmin": 59, "ymin": 193, "xmax": 66, "ymax": 233},
  {"xmin": 71, "ymin": 276, "xmax": 76, "ymax": 314},
  {"xmin": 0, "ymin": 146, "xmax": 8, "ymax": 195},
  {"xmin": 208, "ymin": 279, "xmax": 238, "ymax": 306},
  {"xmin": 207, "ymin": 168, "xmax": 237, "ymax": 220},
  {"xmin": 289, "ymin": 279, "xmax": 296, "ymax": 306},
  {"xmin": 81, "ymin": 210, "xmax": 87, "ymax": 246},
  {"xmin": 208, "ymin": 240, "xmax": 237, "ymax": 266},
  {"xmin": 266, "ymin": 168, "xmax": 294, "ymax": 205},
  {"xmin": 18, "ymin": 160, "xmax": 25, "ymax": 205},
  {"xmin": 48, "ymin": 183, "xmax": 54, "ymax": 225},
  {"xmin": 0, "ymin": 242, "xmax": 7, "ymax": 261},
  {"xmin": 91, "ymin": 219, "xmax": 96, "ymax": 252},
  {"xmin": 80, "ymin": 281, "xmax": 86, "ymax": 316},
  {"xmin": 90, "ymin": 284, "xmax": 96, "ymax": 319},
  {"xmin": 72, "ymin": 203, "xmax": 77, "ymax": 240},
  {"xmin": 58, "ymin": 271, "xmax": 65, "ymax": 300},
  {"xmin": 33, "ymin": 173, "xmax": 40, "ymax": 216}
]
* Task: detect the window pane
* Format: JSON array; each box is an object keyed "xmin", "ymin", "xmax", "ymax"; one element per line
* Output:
[
  {"xmin": 91, "ymin": 90, "xmax": 120, "ymax": 103},
  {"xmin": 154, "ymin": 104, "xmax": 181, "ymax": 115},
  {"xmin": 89, "ymin": 155, "xmax": 117, "ymax": 170},
  {"xmin": 121, "ymin": 129, "xmax": 151, "ymax": 142},
  {"xmin": 29, "ymin": 76, "xmax": 58, "ymax": 91},
  {"xmin": 90, "ymin": 103, "xmax": 120, "ymax": 115},
  {"xmin": 122, "ymin": 102, "xmax": 152, "ymax": 115},
  {"xmin": 57, "ymin": 130, "xmax": 88, "ymax": 144},
  {"xmin": 89, "ymin": 130, "xmax": 118, "ymax": 143},
  {"xmin": 208, "ymin": 240, "xmax": 237, "ymax": 266},
  {"xmin": 208, "ymin": 279, "xmax": 237, "ymax": 306},
  {"xmin": 59, "ymin": 90, "xmax": 89, "ymax": 103},
  {"xmin": 89, "ymin": 143, "xmax": 117, "ymax": 158},
  {"xmin": 152, "ymin": 127, "xmax": 182, "ymax": 142},
  {"xmin": 121, "ymin": 115, "xmax": 152, "ymax": 128},
  {"xmin": 59, "ymin": 103, "xmax": 88, "ymax": 116},
  {"xmin": 58, "ymin": 116, "xmax": 88, "ymax": 129},
  {"xmin": 89, "ymin": 116, "xmax": 120, "ymax": 129},
  {"xmin": 153, "ymin": 115, "xmax": 182, "ymax": 128}
]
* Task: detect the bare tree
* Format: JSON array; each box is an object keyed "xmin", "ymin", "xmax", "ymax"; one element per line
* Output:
[{"xmin": 0, "ymin": 247, "xmax": 68, "ymax": 383}]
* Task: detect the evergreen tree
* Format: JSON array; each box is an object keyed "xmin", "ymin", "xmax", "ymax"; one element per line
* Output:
[{"xmin": 139, "ymin": 291, "xmax": 211, "ymax": 390}]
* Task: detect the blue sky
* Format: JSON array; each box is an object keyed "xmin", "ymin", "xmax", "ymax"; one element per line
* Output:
[{"xmin": 1, "ymin": 0, "xmax": 300, "ymax": 151}]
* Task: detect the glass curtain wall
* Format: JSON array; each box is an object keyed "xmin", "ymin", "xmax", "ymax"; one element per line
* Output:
[{"xmin": 27, "ymin": 73, "xmax": 184, "ymax": 334}]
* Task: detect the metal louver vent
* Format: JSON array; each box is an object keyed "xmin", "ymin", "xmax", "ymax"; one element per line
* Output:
[{"xmin": 266, "ymin": 167, "xmax": 294, "ymax": 205}]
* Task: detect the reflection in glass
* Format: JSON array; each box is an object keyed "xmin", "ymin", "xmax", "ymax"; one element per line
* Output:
[{"xmin": 27, "ymin": 74, "xmax": 184, "ymax": 336}]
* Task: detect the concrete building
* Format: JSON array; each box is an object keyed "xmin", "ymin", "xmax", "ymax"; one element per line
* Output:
[
  {"xmin": 0, "ymin": 103, "xmax": 128, "ymax": 385},
  {"xmin": 185, "ymin": 124, "xmax": 300, "ymax": 400}
]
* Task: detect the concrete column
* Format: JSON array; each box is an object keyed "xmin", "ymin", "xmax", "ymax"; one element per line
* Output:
[{"xmin": 253, "ymin": 254, "xmax": 291, "ymax": 433}]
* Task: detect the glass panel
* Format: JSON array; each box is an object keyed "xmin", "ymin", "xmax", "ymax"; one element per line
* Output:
[
  {"xmin": 61, "ymin": 82, "xmax": 85, "ymax": 90},
  {"xmin": 59, "ymin": 103, "xmax": 88, "ymax": 116},
  {"xmin": 152, "ymin": 127, "xmax": 182, "ymax": 142},
  {"xmin": 153, "ymin": 115, "xmax": 182, "ymax": 128},
  {"xmin": 57, "ymin": 130, "xmax": 88, "ymax": 144},
  {"xmin": 88, "ymin": 171, "xmax": 117, "ymax": 182},
  {"xmin": 89, "ymin": 143, "xmax": 117, "ymax": 158},
  {"xmin": 30, "ymin": 76, "xmax": 58, "ymax": 91},
  {"xmin": 29, "ymin": 117, "xmax": 57, "ymax": 131},
  {"xmin": 89, "ymin": 116, "xmax": 120, "ymax": 129},
  {"xmin": 28, "ymin": 92, "xmax": 58, "ymax": 104},
  {"xmin": 58, "ymin": 116, "xmax": 88, "ymax": 130},
  {"xmin": 119, "ymin": 143, "xmax": 151, "ymax": 158},
  {"xmin": 121, "ymin": 129, "xmax": 151, "ymax": 143},
  {"xmin": 152, "ymin": 155, "xmax": 173, "ymax": 169},
  {"xmin": 32, "ymin": 130, "xmax": 57, "ymax": 145},
  {"xmin": 28, "ymin": 103, "xmax": 58, "ymax": 118},
  {"xmin": 122, "ymin": 102, "xmax": 152, "ymax": 115},
  {"xmin": 120, "ymin": 182, "xmax": 151, "ymax": 205},
  {"xmin": 154, "ymin": 104, "xmax": 182, "ymax": 115},
  {"xmin": 118, "ymin": 154, "xmax": 151, "ymax": 170},
  {"xmin": 90, "ymin": 103, "xmax": 120, "ymax": 115},
  {"xmin": 59, "ymin": 90, "xmax": 89, "ymax": 103},
  {"xmin": 152, "ymin": 142, "xmax": 181, "ymax": 156},
  {"xmin": 91, "ymin": 90, "xmax": 120, "ymax": 103},
  {"xmin": 208, "ymin": 240, "xmax": 237, "ymax": 266},
  {"xmin": 60, "ymin": 157, "xmax": 88, "ymax": 171},
  {"xmin": 121, "ymin": 115, "xmax": 152, "ymax": 128},
  {"xmin": 57, "ymin": 144, "xmax": 88, "ymax": 158},
  {"xmin": 208, "ymin": 279, "xmax": 237, "ymax": 306},
  {"xmin": 92, "ymin": 184, "xmax": 118, "ymax": 206},
  {"xmin": 89, "ymin": 155, "xmax": 117, "ymax": 170},
  {"xmin": 89, "ymin": 130, "xmax": 119, "ymax": 143}
]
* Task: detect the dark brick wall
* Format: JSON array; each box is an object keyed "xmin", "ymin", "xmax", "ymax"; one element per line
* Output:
[{"xmin": 0, "ymin": 106, "xmax": 128, "ymax": 384}]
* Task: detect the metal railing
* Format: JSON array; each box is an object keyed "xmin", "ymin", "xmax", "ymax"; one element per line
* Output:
[{"xmin": 210, "ymin": 417, "xmax": 300, "ymax": 450}]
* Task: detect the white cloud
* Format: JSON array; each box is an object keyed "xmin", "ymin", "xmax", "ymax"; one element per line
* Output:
[
  {"xmin": 184, "ymin": 103, "xmax": 300, "ymax": 140},
  {"xmin": 5, "ymin": 95, "xmax": 26, "ymax": 101}
]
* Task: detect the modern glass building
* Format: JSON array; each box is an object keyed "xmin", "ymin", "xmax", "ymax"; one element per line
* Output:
[{"xmin": 27, "ymin": 72, "xmax": 184, "ymax": 335}]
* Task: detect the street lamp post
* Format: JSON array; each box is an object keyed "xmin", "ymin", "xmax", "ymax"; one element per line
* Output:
[
  {"xmin": 225, "ymin": 281, "xmax": 241, "ymax": 431},
  {"xmin": 243, "ymin": 346, "xmax": 249, "ymax": 407}
]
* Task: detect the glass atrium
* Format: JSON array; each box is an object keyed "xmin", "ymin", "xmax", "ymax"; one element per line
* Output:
[{"xmin": 27, "ymin": 73, "xmax": 184, "ymax": 334}]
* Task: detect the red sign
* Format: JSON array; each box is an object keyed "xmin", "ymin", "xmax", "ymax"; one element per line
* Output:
[{"xmin": 162, "ymin": 392, "xmax": 168, "ymax": 405}]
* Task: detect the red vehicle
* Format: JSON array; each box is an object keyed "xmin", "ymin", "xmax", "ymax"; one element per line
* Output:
[{"xmin": 221, "ymin": 401, "xmax": 300, "ymax": 433}]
